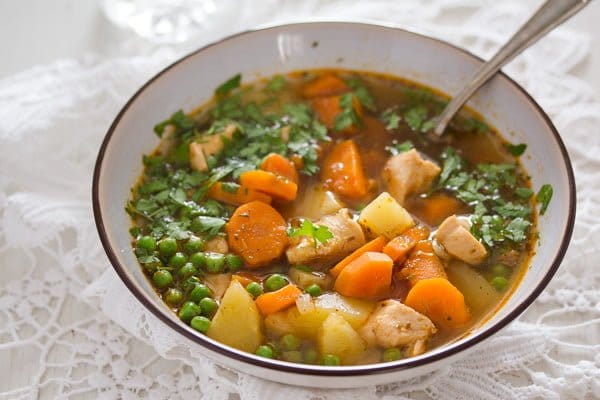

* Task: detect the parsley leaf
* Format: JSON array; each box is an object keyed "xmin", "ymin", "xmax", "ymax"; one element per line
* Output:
[
  {"xmin": 536, "ymin": 184, "xmax": 553, "ymax": 215},
  {"xmin": 333, "ymin": 93, "xmax": 360, "ymax": 131},
  {"xmin": 266, "ymin": 74, "xmax": 286, "ymax": 92},
  {"xmin": 215, "ymin": 73, "xmax": 241, "ymax": 96},
  {"xmin": 345, "ymin": 78, "xmax": 376, "ymax": 111},
  {"xmin": 287, "ymin": 220, "xmax": 334, "ymax": 247},
  {"xmin": 191, "ymin": 216, "xmax": 226, "ymax": 238},
  {"xmin": 380, "ymin": 108, "xmax": 401, "ymax": 130},
  {"xmin": 404, "ymin": 106, "xmax": 428, "ymax": 132},
  {"xmin": 153, "ymin": 109, "xmax": 195, "ymax": 137},
  {"xmin": 385, "ymin": 140, "xmax": 414, "ymax": 156},
  {"xmin": 507, "ymin": 143, "xmax": 527, "ymax": 157}
]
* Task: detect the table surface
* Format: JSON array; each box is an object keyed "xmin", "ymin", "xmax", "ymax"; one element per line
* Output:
[{"xmin": 1, "ymin": 1, "xmax": 598, "ymax": 398}]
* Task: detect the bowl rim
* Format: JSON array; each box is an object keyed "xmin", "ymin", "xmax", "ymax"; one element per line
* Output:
[{"xmin": 92, "ymin": 21, "xmax": 576, "ymax": 377}]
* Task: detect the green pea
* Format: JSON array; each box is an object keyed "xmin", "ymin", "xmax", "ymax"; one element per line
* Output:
[
  {"xmin": 491, "ymin": 276, "xmax": 509, "ymax": 292},
  {"xmin": 320, "ymin": 354, "xmax": 340, "ymax": 366},
  {"xmin": 205, "ymin": 253, "xmax": 225, "ymax": 273},
  {"xmin": 264, "ymin": 274, "xmax": 288, "ymax": 292},
  {"xmin": 280, "ymin": 334, "xmax": 301, "ymax": 351},
  {"xmin": 491, "ymin": 264, "xmax": 511, "ymax": 278},
  {"xmin": 178, "ymin": 262, "xmax": 198, "ymax": 279},
  {"xmin": 305, "ymin": 284, "xmax": 321, "ymax": 297},
  {"xmin": 182, "ymin": 276, "xmax": 202, "ymax": 292},
  {"xmin": 184, "ymin": 236, "xmax": 205, "ymax": 253},
  {"xmin": 383, "ymin": 347, "xmax": 403, "ymax": 362},
  {"xmin": 178, "ymin": 301, "xmax": 201, "ymax": 323},
  {"xmin": 189, "ymin": 284, "xmax": 212, "ymax": 303},
  {"xmin": 246, "ymin": 282, "xmax": 263, "ymax": 298},
  {"xmin": 190, "ymin": 252, "xmax": 207, "ymax": 268},
  {"xmin": 137, "ymin": 235, "xmax": 156, "ymax": 252},
  {"xmin": 158, "ymin": 237, "xmax": 178, "ymax": 258},
  {"xmin": 190, "ymin": 316, "xmax": 211, "ymax": 333},
  {"xmin": 255, "ymin": 345, "xmax": 274, "ymax": 358},
  {"xmin": 164, "ymin": 288, "xmax": 183, "ymax": 306},
  {"xmin": 169, "ymin": 252, "xmax": 188, "ymax": 268},
  {"xmin": 303, "ymin": 348, "xmax": 318, "ymax": 364},
  {"xmin": 281, "ymin": 351, "xmax": 303, "ymax": 363},
  {"xmin": 152, "ymin": 270, "xmax": 173, "ymax": 289},
  {"xmin": 141, "ymin": 257, "xmax": 162, "ymax": 275},
  {"xmin": 225, "ymin": 254, "xmax": 244, "ymax": 272},
  {"xmin": 199, "ymin": 297, "xmax": 218, "ymax": 317}
]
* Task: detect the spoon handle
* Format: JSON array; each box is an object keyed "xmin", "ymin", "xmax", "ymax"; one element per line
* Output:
[{"xmin": 433, "ymin": 0, "xmax": 590, "ymax": 136}]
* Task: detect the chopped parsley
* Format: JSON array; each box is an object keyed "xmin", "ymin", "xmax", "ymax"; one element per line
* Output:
[
  {"xmin": 536, "ymin": 184, "xmax": 553, "ymax": 215},
  {"xmin": 215, "ymin": 73, "xmax": 242, "ymax": 96},
  {"xmin": 507, "ymin": 143, "xmax": 527, "ymax": 157},
  {"xmin": 153, "ymin": 109, "xmax": 196, "ymax": 137},
  {"xmin": 385, "ymin": 140, "xmax": 414, "ymax": 156},
  {"xmin": 380, "ymin": 108, "xmax": 401, "ymax": 130},
  {"xmin": 345, "ymin": 78, "xmax": 376, "ymax": 111},
  {"xmin": 287, "ymin": 220, "xmax": 334, "ymax": 247},
  {"xmin": 333, "ymin": 93, "xmax": 360, "ymax": 131},
  {"xmin": 266, "ymin": 74, "xmax": 286, "ymax": 92}
]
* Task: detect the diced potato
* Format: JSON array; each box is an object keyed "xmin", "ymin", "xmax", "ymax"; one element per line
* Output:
[
  {"xmin": 446, "ymin": 261, "xmax": 500, "ymax": 315},
  {"xmin": 205, "ymin": 236, "xmax": 228, "ymax": 254},
  {"xmin": 358, "ymin": 192, "xmax": 414, "ymax": 239},
  {"xmin": 318, "ymin": 313, "xmax": 367, "ymax": 364},
  {"xmin": 207, "ymin": 280, "xmax": 263, "ymax": 352},
  {"xmin": 288, "ymin": 185, "xmax": 345, "ymax": 220},
  {"xmin": 264, "ymin": 293, "xmax": 375, "ymax": 340},
  {"xmin": 288, "ymin": 267, "xmax": 333, "ymax": 290}
]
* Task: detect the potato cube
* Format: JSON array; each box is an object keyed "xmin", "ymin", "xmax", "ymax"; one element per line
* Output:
[{"xmin": 358, "ymin": 192, "xmax": 415, "ymax": 239}]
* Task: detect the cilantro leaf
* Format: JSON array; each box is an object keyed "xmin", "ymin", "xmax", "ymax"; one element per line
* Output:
[
  {"xmin": 404, "ymin": 106, "xmax": 428, "ymax": 132},
  {"xmin": 287, "ymin": 220, "xmax": 334, "ymax": 247},
  {"xmin": 266, "ymin": 74, "xmax": 286, "ymax": 92},
  {"xmin": 333, "ymin": 93, "xmax": 360, "ymax": 131},
  {"xmin": 515, "ymin": 187, "xmax": 534, "ymax": 199},
  {"xmin": 380, "ymin": 108, "xmax": 401, "ymax": 130},
  {"xmin": 536, "ymin": 184, "xmax": 553, "ymax": 215},
  {"xmin": 191, "ymin": 216, "xmax": 226, "ymax": 238},
  {"xmin": 153, "ymin": 110, "xmax": 195, "ymax": 137},
  {"xmin": 345, "ymin": 78, "xmax": 376, "ymax": 111},
  {"xmin": 507, "ymin": 143, "xmax": 527, "ymax": 157},
  {"xmin": 215, "ymin": 73, "xmax": 241, "ymax": 96}
]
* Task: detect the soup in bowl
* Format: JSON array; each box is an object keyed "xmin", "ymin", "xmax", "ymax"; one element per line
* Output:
[{"xmin": 93, "ymin": 22, "xmax": 575, "ymax": 388}]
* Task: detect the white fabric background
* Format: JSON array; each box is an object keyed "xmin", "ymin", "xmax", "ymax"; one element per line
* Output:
[{"xmin": 1, "ymin": 1, "xmax": 599, "ymax": 399}]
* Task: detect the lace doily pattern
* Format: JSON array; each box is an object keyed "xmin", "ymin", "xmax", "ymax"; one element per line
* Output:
[{"xmin": 1, "ymin": 1, "xmax": 598, "ymax": 398}]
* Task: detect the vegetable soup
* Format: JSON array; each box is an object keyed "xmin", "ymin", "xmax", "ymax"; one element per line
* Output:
[{"xmin": 127, "ymin": 70, "xmax": 552, "ymax": 366}]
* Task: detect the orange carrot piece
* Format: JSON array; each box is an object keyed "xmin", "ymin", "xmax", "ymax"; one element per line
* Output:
[
  {"xmin": 239, "ymin": 170, "xmax": 298, "ymax": 202},
  {"xmin": 411, "ymin": 192, "xmax": 466, "ymax": 226},
  {"xmin": 397, "ymin": 240, "xmax": 447, "ymax": 288},
  {"xmin": 311, "ymin": 95, "xmax": 363, "ymax": 134},
  {"xmin": 302, "ymin": 74, "xmax": 349, "ymax": 98},
  {"xmin": 329, "ymin": 236, "xmax": 388, "ymax": 277},
  {"xmin": 260, "ymin": 153, "xmax": 299, "ymax": 183},
  {"xmin": 321, "ymin": 140, "xmax": 369, "ymax": 199},
  {"xmin": 383, "ymin": 225, "xmax": 430, "ymax": 263},
  {"xmin": 207, "ymin": 182, "xmax": 272, "ymax": 206},
  {"xmin": 225, "ymin": 201, "xmax": 288, "ymax": 268},
  {"xmin": 404, "ymin": 277, "xmax": 470, "ymax": 328},
  {"xmin": 334, "ymin": 252, "xmax": 393, "ymax": 298},
  {"xmin": 255, "ymin": 284, "xmax": 302, "ymax": 315}
]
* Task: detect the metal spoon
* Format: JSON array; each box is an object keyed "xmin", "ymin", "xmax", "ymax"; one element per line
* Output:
[{"xmin": 433, "ymin": 0, "xmax": 591, "ymax": 136}]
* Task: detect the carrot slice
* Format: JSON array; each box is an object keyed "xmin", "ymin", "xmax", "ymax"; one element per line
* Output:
[
  {"xmin": 383, "ymin": 225, "xmax": 430, "ymax": 263},
  {"xmin": 404, "ymin": 277, "xmax": 470, "ymax": 328},
  {"xmin": 255, "ymin": 284, "xmax": 302, "ymax": 315},
  {"xmin": 225, "ymin": 201, "xmax": 288, "ymax": 268},
  {"xmin": 260, "ymin": 153, "xmax": 299, "ymax": 183},
  {"xmin": 302, "ymin": 74, "xmax": 349, "ymax": 98},
  {"xmin": 397, "ymin": 240, "xmax": 447, "ymax": 288},
  {"xmin": 239, "ymin": 170, "xmax": 298, "ymax": 202},
  {"xmin": 329, "ymin": 236, "xmax": 387, "ymax": 277},
  {"xmin": 311, "ymin": 95, "xmax": 363, "ymax": 134},
  {"xmin": 411, "ymin": 192, "xmax": 466, "ymax": 226},
  {"xmin": 334, "ymin": 252, "xmax": 393, "ymax": 298},
  {"xmin": 231, "ymin": 274, "xmax": 256, "ymax": 288},
  {"xmin": 207, "ymin": 182, "xmax": 272, "ymax": 206},
  {"xmin": 321, "ymin": 140, "xmax": 369, "ymax": 199}
]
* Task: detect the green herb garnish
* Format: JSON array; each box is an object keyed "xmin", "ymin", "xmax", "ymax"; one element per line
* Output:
[
  {"xmin": 287, "ymin": 220, "xmax": 334, "ymax": 247},
  {"xmin": 385, "ymin": 140, "xmax": 414, "ymax": 156},
  {"xmin": 215, "ymin": 73, "xmax": 242, "ymax": 96},
  {"xmin": 536, "ymin": 184, "xmax": 553, "ymax": 215},
  {"xmin": 507, "ymin": 143, "xmax": 527, "ymax": 157}
]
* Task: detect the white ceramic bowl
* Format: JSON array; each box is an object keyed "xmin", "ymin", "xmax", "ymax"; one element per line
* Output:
[{"xmin": 93, "ymin": 22, "xmax": 575, "ymax": 388}]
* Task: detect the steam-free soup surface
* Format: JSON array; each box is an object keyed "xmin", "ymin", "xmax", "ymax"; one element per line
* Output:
[{"xmin": 127, "ymin": 70, "xmax": 549, "ymax": 366}]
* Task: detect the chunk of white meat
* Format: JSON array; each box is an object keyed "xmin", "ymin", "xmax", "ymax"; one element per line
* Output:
[
  {"xmin": 359, "ymin": 300, "xmax": 437, "ymax": 356},
  {"xmin": 434, "ymin": 215, "xmax": 487, "ymax": 265},
  {"xmin": 189, "ymin": 123, "xmax": 236, "ymax": 172},
  {"xmin": 286, "ymin": 208, "xmax": 365, "ymax": 269},
  {"xmin": 382, "ymin": 149, "xmax": 441, "ymax": 205}
]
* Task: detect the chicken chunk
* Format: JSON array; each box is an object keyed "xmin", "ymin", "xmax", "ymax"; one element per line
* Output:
[
  {"xmin": 434, "ymin": 215, "xmax": 487, "ymax": 265},
  {"xmin": 286, "ymin": 208, "xmax": 365, "ymax": 269},
  {"xmin": 382, "ymin": 149, "xmax": 441, "ymax": 205},
  {"xmin": 189, "ymin": 123, "xmax": 236, "ymax": 172},
  {"xmin": 205, "ymin": 236, "xmax": 229, "ymax": 254},
  {"xmin": 359, "ymin": 300, "xmax": 437, "ymax": 356}
]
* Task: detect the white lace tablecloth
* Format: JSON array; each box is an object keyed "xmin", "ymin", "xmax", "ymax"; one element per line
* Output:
[{"xmin": 1, "ymin": 1, "xmax": 599, "ymax": 399}]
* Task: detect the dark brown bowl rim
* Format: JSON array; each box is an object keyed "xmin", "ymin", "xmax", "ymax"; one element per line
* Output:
[{"xmin": 92, "ymin": 21, "xmax": 576, "ymax": 378}]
